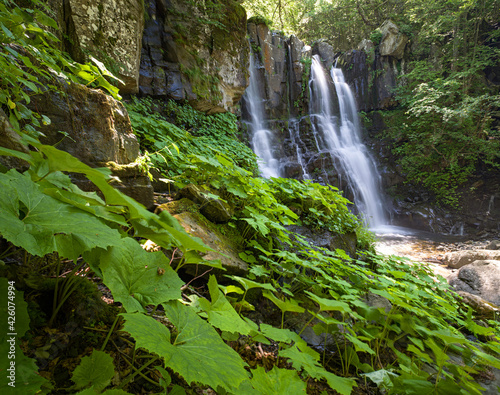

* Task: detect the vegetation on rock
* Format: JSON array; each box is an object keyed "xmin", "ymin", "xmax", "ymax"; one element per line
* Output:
[{"xmin": 0, "ymin": 1, "xmax": 499, "ymax": 395}]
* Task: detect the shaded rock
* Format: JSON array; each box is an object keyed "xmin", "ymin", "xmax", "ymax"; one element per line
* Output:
[
  {"xmin": 456, "ymin": 291, "xmax": 500, "ymax": 320},
  {"xmin": 50, "ymin": 0, "xmax": 144, "ymax": 94},
  {"xmin": 485, "ymin": 240, "xmax": 500, "ymax": 250},
  {"xmin": 105, "ymin": 162, "xmax": 154, "ymax": 209},
  {"xmin": 444, "ymin": 250, "xmax": 500, "ymax": 269},
  {"xmin": 286, "ymin": 225, "xmax": 357, "ymax": 257},
  {"xmin": 176, "ymin": 184, "xmax": 233, "ymax": 223},
  {"xmin": 174, "ymin": 211, "xmax": 248, "ymax": 275},
  {"xmin": 0, "ymin": 109, "xmax": 30, "ymax": 171},
  {"xmin": 364, "ymin": 291, "xmax": 392, "ymax": 313},
  {"xmin": 379, "ymin": 20, "xmax": 408, "ymax": 60},
  {"xmin": 140, "ymin": 0, "xmax": 249, "ymax": 113},
  {"xmin": 30, "ymin": 81, "xmax": 140, "ymax": 166},
  {"xmin": 448, "ymin": 260, "xmax": 500, "ymax": 305}
]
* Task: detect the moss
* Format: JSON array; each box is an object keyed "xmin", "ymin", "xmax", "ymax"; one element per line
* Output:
[
  {"xmin": 247, "ymin": 15, "xmax": 272, "ymax": 27},
  {"xmin": 156, "ymin": 198, "xmax": 198, "ymax": 215}
]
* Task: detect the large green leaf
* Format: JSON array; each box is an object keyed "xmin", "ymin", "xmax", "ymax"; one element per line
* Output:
[
  {"xmin": 100, "ymin": 238, "xmax": 184, "ymax": 313},
  {"xmin": 0, "ymin": 170, "xmax": 122, "ymax": 259},
  {"xmin": 198, "ymin": 276, "xmax": 252, "ymax": 335},
  {"xmin": 280, "ymin": 346, "xmax": 356, "ymax": 395},
  {"xmin": 262, "ymin": 291, "xmax": 305, "ymax": 314},
  {"xmin": 71, "ymin": 350, "xmax": 115, "ymax": 392},
  {"xmin": 122, "ymin": 301, "xmax": 249, "ymax": 391},
  {"xmin": 249, "ymin": 365, "xmax": 306, "ymax": 394}
]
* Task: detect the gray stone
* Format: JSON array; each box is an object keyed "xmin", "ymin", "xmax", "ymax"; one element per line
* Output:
[
  {"xmin": 379, "ymin": 20, "xmax": 409, "ymax": 60},
  {"xmin": 139, "ymin": 0, "xmax": 249, "ymax": 113},
  {"xmin": 314, "ymin": 41, "xmax": 336, "ymax": 70},
  {"xmin": 448, "ymin": 260, "xmax": 500, "ymax": 306},
  {"xmin": 286, "ymin": 225, "xmax": 357, "ymax": 257},
  {"xmin": 444, "ymin": 250, "xmax": 500, "ymax": 269},
  {"xmin": 485, "ymin": 240, "xmax": 500, "ymax": 250}
]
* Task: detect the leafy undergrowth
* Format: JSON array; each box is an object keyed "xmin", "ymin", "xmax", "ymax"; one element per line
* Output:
[{"xmin": 1, "ymin": 1, "xmax": 500, "ymax": 395}]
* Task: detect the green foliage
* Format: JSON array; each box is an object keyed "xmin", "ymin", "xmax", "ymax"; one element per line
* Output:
[
  {"xmin": 0, "ymin": 0, "xmax": 122, "ymax": 136},
  {"xmin": 71, "ymin": 350, "xmax": 115, "ymax": 392},
  {"xmin": 369, "ymin": 29, "xmax": 383, "ymax": 45},
  {"xmin": 125, "ymin": 97, "xmax": 259, "ymax": 176},
  {"xmin": 247, "ymin": 15, "xmax": 273, "ymax": 27},
  {"xmin": 383, "ymin": 0, "xmax": 500, "ymax": 205},
  {"xmin": 248, "ymin": 365, "xmax": 306, "ymax": 394},
  {"xmin": 121, "ymin": 301, "xmax": 250, "ymax": 392}
]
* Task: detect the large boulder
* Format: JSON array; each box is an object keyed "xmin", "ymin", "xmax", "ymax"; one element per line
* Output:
[
  {"xmin": 448, "ymin": 260, "xmax": 500, "ymax": 305},
  {"xmin": 444, "ymin": 250, "xmax": 500, "ymax": 269},
  {"xmin": 140, "ymin": 0, "xmax": 249, "ymax": 113},
  {"xmin": 49, "ymin": 0, "xmax": 144, "ymax": 94},
  {"xmin": 30, "ymin": 81, "xmax": 140, "ymax": 166},
  {"xmin": 379, "ymin": 20, "xmax": 409, "ymax": 60}
]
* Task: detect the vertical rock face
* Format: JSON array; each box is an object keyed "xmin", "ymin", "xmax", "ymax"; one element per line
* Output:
[
  {"xmin": 50, "ymin": 0, "xmax": 145, "ymax": 94},
  {"xmin": 139, "ymin": 0, "xmax": 249, "ymax": 114}
]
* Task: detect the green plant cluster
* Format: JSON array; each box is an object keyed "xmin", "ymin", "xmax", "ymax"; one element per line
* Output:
[
  {"xmin": 1, "ymin": 2, "xmax": 500, "ymax": 394},
  {"xmin": 369, "ymin": 29, "xmax": 383, "ymax": 45},
  {"xmin": 125, "ymin": 97, "xmax": 259, "ymax": 176},
  {"xmin": 0, "ymin": 0, "xmax": 122, "ymax": 136}
]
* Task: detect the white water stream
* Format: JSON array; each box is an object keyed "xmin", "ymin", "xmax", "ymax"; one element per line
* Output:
[
  {"xmin": 244, "ymin": 51, "xmax": 280, "ymax": 178},
  {"xmin": 309, "ymin": 55, "xmax": 387, "ymax": 228}
]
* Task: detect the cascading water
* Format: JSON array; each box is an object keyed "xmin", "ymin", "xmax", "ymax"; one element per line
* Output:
[
  {"xmin": 243, "ymin": 50, "xmax": 280, "ymax": 178},
  {"xmin": 309, "ymin": 55, "xmax": 387, "ymax": 228}
]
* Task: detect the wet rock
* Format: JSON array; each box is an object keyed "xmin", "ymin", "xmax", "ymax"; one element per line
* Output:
[
  {"xmin": 174, "ymin": 211, "xmax": 248, "ymax": 275},
  {"xmin": 313, "ymin": 41, "xmax": 336, "ymax": 70},
  {"xmin": 444, "ymin": 250, "xmax": 500, "ymax": 269},
  {"xmin": 379, "ymin": 20, "xmax": 409, "ymax": 60},
  {"xmin": 448, "ymin": 260, "xmax": 500, "ymax": 305},
  {"xmin": 0, "ymin": 109, "xmax": 30, "ymax": 171},
  {"xmin": 176, "ymin": 184, "xmax": 234, "ymax": 223},
  {"xmin": 31, "ymin": 81, "xmax": 140, "ymax": 166},
  {"xmin": 455, "ymin": 291, "xmax": 500, "ymax": 320}
]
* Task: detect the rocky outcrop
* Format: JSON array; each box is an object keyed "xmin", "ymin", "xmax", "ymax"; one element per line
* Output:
[
  {"xmin": 31, "ymin": 81, "xmax": 140, "ymax": 165},
  {"xmin": 449, "ymin": 260, "xmax": 500, "ymax": 306},
  {"xmin": 173, "ymin": 212, "xmax": 248, "ymax": 275},
  {"xmin": 444, "ymin": 250, "xmax": 500, "ymax": 269},
  {"xmin": 139, "ymin": 0, "xmax": 249, "ymax": 113},
  {"xmin": 174, "ymin": 184, "xmax": 234, "ymax": 224},
  {"xmin": 49, "ymin": 0, "xmax": 144, "ymax": 94},
  {"xmin": 379, "ymin": 20, "xmax": 409, "ymax": 60},
  {"xmin": 27, "ymin": 79, "xmax": 154, "ymax": 208}
]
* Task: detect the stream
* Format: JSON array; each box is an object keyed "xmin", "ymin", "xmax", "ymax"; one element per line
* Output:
[{"xmin": 374, "ymin": 225, "xmax": 493, "ymax": 279}]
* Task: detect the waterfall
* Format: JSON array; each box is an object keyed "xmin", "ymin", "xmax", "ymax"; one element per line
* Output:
[
  {"xmin": 243, "ymin": 50, "xmax": 280, "ymax": 178},
  {"xmin": 309, "ymin": 55, "xmax": 386, "ymax": 228}
]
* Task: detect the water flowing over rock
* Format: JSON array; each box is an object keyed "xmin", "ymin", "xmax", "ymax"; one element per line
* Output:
[
  {"xmin": 242, "ymin": 46, "xmax": 281, "ymax": 178},
  {"xmin": 308, "ymin": 55, "xmax": 387, "ymax": 227},
  {"xmin": 139, "ymin": 0, "xmax": 249, "ymax": 113}
]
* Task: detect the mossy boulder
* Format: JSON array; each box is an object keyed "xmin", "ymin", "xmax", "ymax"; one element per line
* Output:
[
  {"xmin": 176, "ymin": 184, "xmax": 234, "ymax": 223},
  {"xmin": 174, "ymin": 211, "xmax": 248, "ymax": 275}
]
